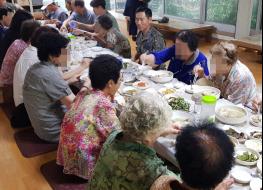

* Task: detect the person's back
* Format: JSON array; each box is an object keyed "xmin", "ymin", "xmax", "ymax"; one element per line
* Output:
[
  {"xmin": 88, "ymin": 130, "xmax": 171, "ymax": 190},
  {"xmin": 23, "ymin": 62, "xmax": 69, "ymax": 142},
  {"xmin": 106, "ymin": 28, "xmax": 131, "ymax": 58}
]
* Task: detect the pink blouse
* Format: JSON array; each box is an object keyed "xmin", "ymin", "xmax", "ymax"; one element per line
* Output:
[
  {"xmin": 57, "ymin": 89, "xmax": 120, "ymax": 180},
  {"xmin": 0, "ymin": 39, "xmax": 28, "ymax": 86}
]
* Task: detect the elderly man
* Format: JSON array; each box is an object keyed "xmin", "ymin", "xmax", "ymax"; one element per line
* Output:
[
  {"xmin": 61, "ymin": 0, "xmax": 95, "ymax": 31},
  {"xmin": 134, "ymin": 6, "xmax": 165, "ymax": 63},
  {"xmin": 41, "ymin": 0, "xmax": 68, "ymax": 26}
]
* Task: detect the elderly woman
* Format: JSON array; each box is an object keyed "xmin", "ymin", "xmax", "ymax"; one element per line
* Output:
[
  {"xmin": 57, "ymin": 55, "xmax": 122, "ymax": 180},
  {"xmin": 150, "ymin": 123, "xmax": 235, "ymax": 190},
  {"xmin": 73, "ymin": 14, "xmax": 131, "ymax": 58},
  {"xmin": 88, "ymin": 91, "xmax": 180, "ymax": 190},
  {"xmin": 195, "ymin": 41, "xmax": 257, "ymax": 108}
]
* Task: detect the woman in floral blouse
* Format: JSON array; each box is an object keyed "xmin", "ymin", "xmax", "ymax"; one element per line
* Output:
[
  {"xmin": 56, "ymin": 55, "xmax": 122, "ymax": 180},
  {"xmin": 195, "ymin": 41, "xmax": 257, "ymax": 108}
]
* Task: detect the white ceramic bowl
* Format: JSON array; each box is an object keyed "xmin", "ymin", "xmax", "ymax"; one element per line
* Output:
[
  {"xmin": 231, "ymin": 166, "xmax": 252, "ymax": 184},
  {"xmin": 215, "ymin": 105, "xmax": 248, "ymax": 125},
  {"xmin": 235, "ymin": 147, "xmax": 260, "ymax": 166},
  {"xmin": 171, "ymin": 111, "xmax": 194, "ymax": 128},
  {"xmin": 257, "ymin": 157, "xmax": 262, "ymax": 174},
  {"xmin": 150, "ymin": 70, "xmax": 174, "ymax": 83}
]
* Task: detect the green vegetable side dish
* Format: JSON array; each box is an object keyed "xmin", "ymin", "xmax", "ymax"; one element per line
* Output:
[
  {"xmin": 168, "ymin": 97, "xmax": 190, "ymax": 112},
  {"xmin": 237, "ymin": 151, "xmax": 258, "ymax": 162}
]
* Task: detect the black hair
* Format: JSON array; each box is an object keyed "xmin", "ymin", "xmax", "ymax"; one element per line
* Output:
[
  {"xmin": 89, "ymin": 55, "xmax": 122, "ymax": 90},
  {"xmin": 9, "ymin": 9, "xmax": 33, "ymax": 33},
  {"xmin": 97, "ymin": 14, "xmax": 112, "ymax": 30},
  {"xmin": 90, "ymin": 0, "xmax": 106, "ymax": 9},
  {"xmin": 65, "ymin": 0, "xmax": 71, "ymax": 4},
  {"xmin": 31, "ymin": 26, "xmax": 59, "ymax": 47},
  {"xmin": 175, "ymin": 123, "xmax": 234, "ymax": 190},
  {"xmin": 74, "ymin": 0, "xmax": 85, "ymax": 8},
  {"xmin": 20, "ymin": 20, "xmax": 40, "ymax": 42},
  {"xmin": 36, "ymin": 32, "xmax": 69, "ymax": 62},
  {"xmin": 135, "ymin": 6, "xmax": 152, "ymax": 18},
  {"xmin": 175, "ymin": 30, "xmax": 199, "ymax": 52},
  {"xmin": 0, "ymin": 7, "xmax": 13, "ymax": 20}
]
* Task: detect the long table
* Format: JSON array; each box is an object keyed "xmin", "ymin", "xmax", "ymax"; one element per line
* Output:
[{"xmin": 66, "ymin": 39, "xmax": 262, "ymax": 190}]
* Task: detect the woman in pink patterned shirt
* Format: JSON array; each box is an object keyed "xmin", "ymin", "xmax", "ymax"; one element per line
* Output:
[
  {"xmin": 0, "ymin": 20, "xmax": 40, "ymax": 86},
  {"xmin": 57, "ymin": 55, "xmax": 122, "ymax": 180}
]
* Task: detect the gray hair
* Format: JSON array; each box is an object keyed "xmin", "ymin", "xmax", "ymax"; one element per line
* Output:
[{"xmin": 120, "ymin": 91, "xmax": 172, "ymax": 142}]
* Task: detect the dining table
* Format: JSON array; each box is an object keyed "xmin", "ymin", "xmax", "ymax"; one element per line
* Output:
[{"xmin": 64, "ymin": 36, "xmax": 262, "ymax": 190}]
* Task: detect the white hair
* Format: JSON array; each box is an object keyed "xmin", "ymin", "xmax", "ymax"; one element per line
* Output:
[{"xmin": 120, "ymin": 91, "xmax": 172, "ymax": 142}]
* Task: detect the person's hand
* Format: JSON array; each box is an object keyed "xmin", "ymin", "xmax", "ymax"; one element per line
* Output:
[
  {"xmin": 193, "ymin": 64, "xmax": 205, "ymax": 78},
  {"xmin": 214, "ymin": 178, "xmax": 234, "ymax": 190},
  {"xmin": 72, "ymin": 28, "xmax": 85, "ymax": 36},
  {"xmin": 140, "ymin": 53, "xmax": 148, "ymax": 65},
  {"xmin": 80, "ymin": 58, "xmax": 92, "ymax": 69},
  {"xmin": 161, "ymin": 124, "xmax": 181, "ymax": 137},
  {"xmin": 60, "ymin": 25, "xmax": 68, "ymax": 33}
]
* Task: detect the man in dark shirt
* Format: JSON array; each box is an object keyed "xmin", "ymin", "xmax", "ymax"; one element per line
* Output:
[{"xmin": 0, "ymin": 7, "xmax": 14, "ymax": 40}]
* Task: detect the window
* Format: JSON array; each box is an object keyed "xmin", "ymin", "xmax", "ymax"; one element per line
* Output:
[
  {"xmin": 251, "ymin": 0, "xmax": 259, "ymax": 29},
  {"xmin": 164, "ymin": 0, "xmax": 201, "ymax": 20},
  {"xmin": 115, "ymin": 0, "xmax": 126, "ymax": 12},
  {"xmin": 149, "ymin": 0, "xmax": 163, "ymax": 17},
  {"xmin": 206, "ymin": 0, "xmax": 238, "ymax": 25}
]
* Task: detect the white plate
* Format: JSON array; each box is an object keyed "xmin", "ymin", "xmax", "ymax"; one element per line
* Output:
[
  {"xmin": 230, "ymin": 166, "xmax": 252, "ymax": 184},
  {"xmin": 132, "ymin": 81, "xmax": 150, "ymax": 90},
  {"xmin": 158, "ymin": 87, "xmax": 177, "ymax": 96},
  {"xmin": 184, "ymin": 85, "xmax": 220, "ymax": 99},
  {"xmin": 250, "ymin": 178, "xmax": 262, "ymax": 190},
  {"xmin": 235, "ymin": 147, "xmax": 260, "ymax": 166},
  {"xmin": 173, "ymin": 82, "xmax": 185, "ymax": 89},
  {"xmin": 250, "ymin": 114, "xmax": 262, "ymax": 127},
  {"xmin": 171, "ymin": 111, "xmax": 194, "ymax": 128},
  {"xmin": 245, "ymin": 139, "xmax": 262, "ymax": 153},
  {"xmin": 216, "ymin": 105, "xmax": 248, "ymax": 125},
  {"xmin": 257, "ymin": 157, "xmax": 262, "ymax": 174},
  {"xmin": 120, "ymin": 86, "xmax": 138, "ymax": 96}
]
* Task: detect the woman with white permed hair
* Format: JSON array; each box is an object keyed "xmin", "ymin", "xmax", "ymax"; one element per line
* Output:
[{"xmin": 88, "ymin": 91, "xmax": 181, "ymax": 190}]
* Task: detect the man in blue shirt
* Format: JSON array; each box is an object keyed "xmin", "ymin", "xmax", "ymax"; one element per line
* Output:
[
  {"xmin": 61, "ymin": 0, "xmax": 96, "ymax": 31},
  {"xmin": 140, "ymin": 30, "xmax": 209, "ymax": 84}
]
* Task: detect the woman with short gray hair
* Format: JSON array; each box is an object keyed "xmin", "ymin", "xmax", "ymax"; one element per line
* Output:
[{"xmin": 88, "ymin": 91, "xmax": 180, "ymax": 190}]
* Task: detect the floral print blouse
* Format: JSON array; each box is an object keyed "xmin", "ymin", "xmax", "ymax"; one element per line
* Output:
[
  {"xmin": 212, "ymin": 61, "xmax": 257, "ymax": 108},
  {"xmin": 0, "ymin": 39, "xmax": 28, "ymax": 86},
  {"xmin": 57, "ymin": 89, "xmax": 120, "ymax": 180},
  {"xmin": 88, "ymin": 130, "xmax": 177, "ymax": 190}
]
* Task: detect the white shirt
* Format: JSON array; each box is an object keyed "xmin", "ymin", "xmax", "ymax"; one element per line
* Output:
[{"xmin": 13, "ymin": 45, "xmax": 39, "ymax": 107}]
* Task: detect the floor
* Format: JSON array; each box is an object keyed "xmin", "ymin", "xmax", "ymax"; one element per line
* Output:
[{"xmin": 0, "ymin": 20, "xmax": 261, "ymax": 190}]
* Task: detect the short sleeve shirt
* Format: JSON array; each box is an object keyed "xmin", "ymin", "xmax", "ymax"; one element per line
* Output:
[
  {"xmin": 70, "ymin": 8, "xmax": 96, "ymax": 24},
  {"xmin": 23, "ymin": 61, "xmax": 72, "ymax": 142},
  {"xmin": 136, "ymin": 26, "xmax": 165, "ymax": 55},
  {"xmin": 48, "ymin": 7, "xmax": 68, "ymax": 23},
  {"xmin": 105, "ymin": 28, "xmax": 131, "ymax": 58}
]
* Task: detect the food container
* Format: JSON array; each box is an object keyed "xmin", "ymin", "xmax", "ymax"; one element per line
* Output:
[
  {"xmin": 150, "ymin": 70, "xmax": 173, "ymax": 83},
  {"xmin": 215, "ymin": 105, "xmax": 248, "ymax": 125},
  {"xmin": 200, "ymin": 95, "xmax": 217, "ymax": 122}
]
